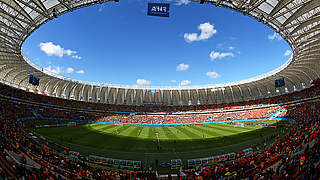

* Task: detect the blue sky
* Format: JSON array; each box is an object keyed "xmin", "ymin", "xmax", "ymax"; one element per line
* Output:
[{"xmin": 22, "ymin": 0, "xmax": 291, "ymax": 87}]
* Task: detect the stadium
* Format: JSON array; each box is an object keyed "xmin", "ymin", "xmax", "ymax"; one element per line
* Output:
[{"xmin": 0, "ymin": 0, "xmax": 319, "ymax": 179}]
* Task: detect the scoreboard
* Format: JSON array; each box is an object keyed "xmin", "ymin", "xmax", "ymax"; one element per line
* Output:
[
  {"xmin": 275, "ymin": 77, "xmax": 285, "ymax": 88},
  {"xmin": 147, "ymin": 2, "xmax": 170, "ymax": 17}
]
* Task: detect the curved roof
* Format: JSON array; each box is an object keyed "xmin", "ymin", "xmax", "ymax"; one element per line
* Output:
[{"xmin": 0, "ymin": 0, "xmax": 319, "ymax": 105}]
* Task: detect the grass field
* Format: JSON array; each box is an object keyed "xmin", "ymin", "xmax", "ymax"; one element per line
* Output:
[{"xmin": 36, "ymin": 120, "xmax": 290, "ymax": 170}]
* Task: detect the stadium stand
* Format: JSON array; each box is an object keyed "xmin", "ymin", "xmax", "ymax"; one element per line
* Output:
[
  {"xmin": 0, "ymin": 83, "xmax": 318, "ymax": 179},
  {"xmin": 0, "ymin": 0, "xmax": 319, "ymax": 179}
]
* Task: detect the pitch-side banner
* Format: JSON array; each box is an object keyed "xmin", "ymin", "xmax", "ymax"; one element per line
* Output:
[{"xmin": 147, "ymin": 2, "xmax": 170, "ymax": 17}]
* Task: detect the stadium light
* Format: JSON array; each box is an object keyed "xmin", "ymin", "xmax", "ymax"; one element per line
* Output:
[
  {"xmin": 215, "ymin": 0, "xmax": 223, "ymax": 7},
  {"xmin": 258, "ymin": 13, "xmax": 264, "ymax": 22},
  {"xmin": 52, "ymin": 8, "xmax": 58, "ymax": 18}
]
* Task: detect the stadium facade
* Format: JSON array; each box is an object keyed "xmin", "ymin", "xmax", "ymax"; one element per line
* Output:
[{"xmin": 0, "ymin": 0, "xmax": 319, "ymax": 106}]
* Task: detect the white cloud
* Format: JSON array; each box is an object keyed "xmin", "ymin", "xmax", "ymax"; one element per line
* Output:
[
  {"xmin": 176, "ymin": 63, "xmax": 190, "ymax": 71},
  {"xmin": 171, "ymin": 80, "xmax": 177, "ymax": 83},
  {"xmin": 72, "ymin": 55, "xmax": 82, "ymax": 60},
  {"xmin": 44, "ymin": 66, "xmax": 83, "ymax": 74},
  {"xmin": 39, "ymin": 42, "xmax": 76, "ymax": 58},
  {"xmin": 268, "ymin": 32, "xmax": 282, "ymax": 40},
  {"xmin": 284, "ymin": 50, "xmax": 291, "ymax": 56},
  {"xmin": 179, "ymin": 80, "xmax": 191, "ymax": 86},
  {"xmin": 206, "ymin": 72, "xmax": 220, "ymax": 78},
  {"xmin": 184, "ymin": 33, "xmax": 198, "ymax": 42},
  {"xmin": 184, "ymin": 22, "xmax": 217, "ymax": 43},
  {"xmin": 174, "ymin": 0, "xmax": 190, "ymax": 5},
  {"xmin": 66, "ymin": 67, "xmax": 74, "ymax": 74},
  {"xmin": 44, "ymin": 66, "xmax": 62, "ymax": 74},
  {"xmin": 64, "ymin": 49, "xmax": 76, "ymax": 56},
  {"xmin": 76, "ymin": 70, "xmax": 85, "ymax": 74},
  {"xmin": 40, "ymin": 42, "xmax": 64, "ymax": 57},
  {"xmin": 228, "ymin": 46, "xmax": 235, "ymax": 50},
  {"xmin": 209, "ymin": 51, "xmax": 234, "ymax": 61},
  {"xmin": 137, "ymin": 79, "xmax": 151, "ymax": 86}
]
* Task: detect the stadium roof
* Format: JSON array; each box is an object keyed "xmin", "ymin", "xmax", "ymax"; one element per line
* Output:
[{"xmin": 0, "ymin": 0, "xmax": 319, "ymax": 105}]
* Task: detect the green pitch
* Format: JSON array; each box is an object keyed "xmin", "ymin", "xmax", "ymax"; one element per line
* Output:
[{"xmin": 36, "ymin": 120, "xmax": 289, "ymax": 168}]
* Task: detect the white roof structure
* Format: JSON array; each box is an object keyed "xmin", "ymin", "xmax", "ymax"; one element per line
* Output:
[{"xmin": 0, "ymin": 0, "xmax": 319, "ymax": 105}]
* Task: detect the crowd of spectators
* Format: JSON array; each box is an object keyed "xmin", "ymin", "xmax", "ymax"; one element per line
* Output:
[
  {"xmin": 97, "ymin": 106, "xmax": 282, "ymax": 124},
  {"xmin": 184, "ymin": 101, "xmax": 320, "ymax": 179},
  {"xmin": 0, "ymin": 83, "xmax": 319, "ymax": 113},
  {"xmin": 0, "ymin": 82, "xmax": 288, "ymax": 125},
  {"xmin": 0, "ymin": 99, "xmax": 158, "ymax": 179},
  {"xmin": 0, "ymin": 83, "xmax": 318, "ymax": 179}
]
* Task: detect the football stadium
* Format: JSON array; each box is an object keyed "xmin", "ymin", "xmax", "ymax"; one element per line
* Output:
[{"xmin": 0, "ymin": 0, "xmax": 319, "ymax": 179}]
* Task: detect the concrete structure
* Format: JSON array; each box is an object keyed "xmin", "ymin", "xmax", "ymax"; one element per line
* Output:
[{"xmin": 0, "ymin": 0, "xmax": 319, "ymax": 105}]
